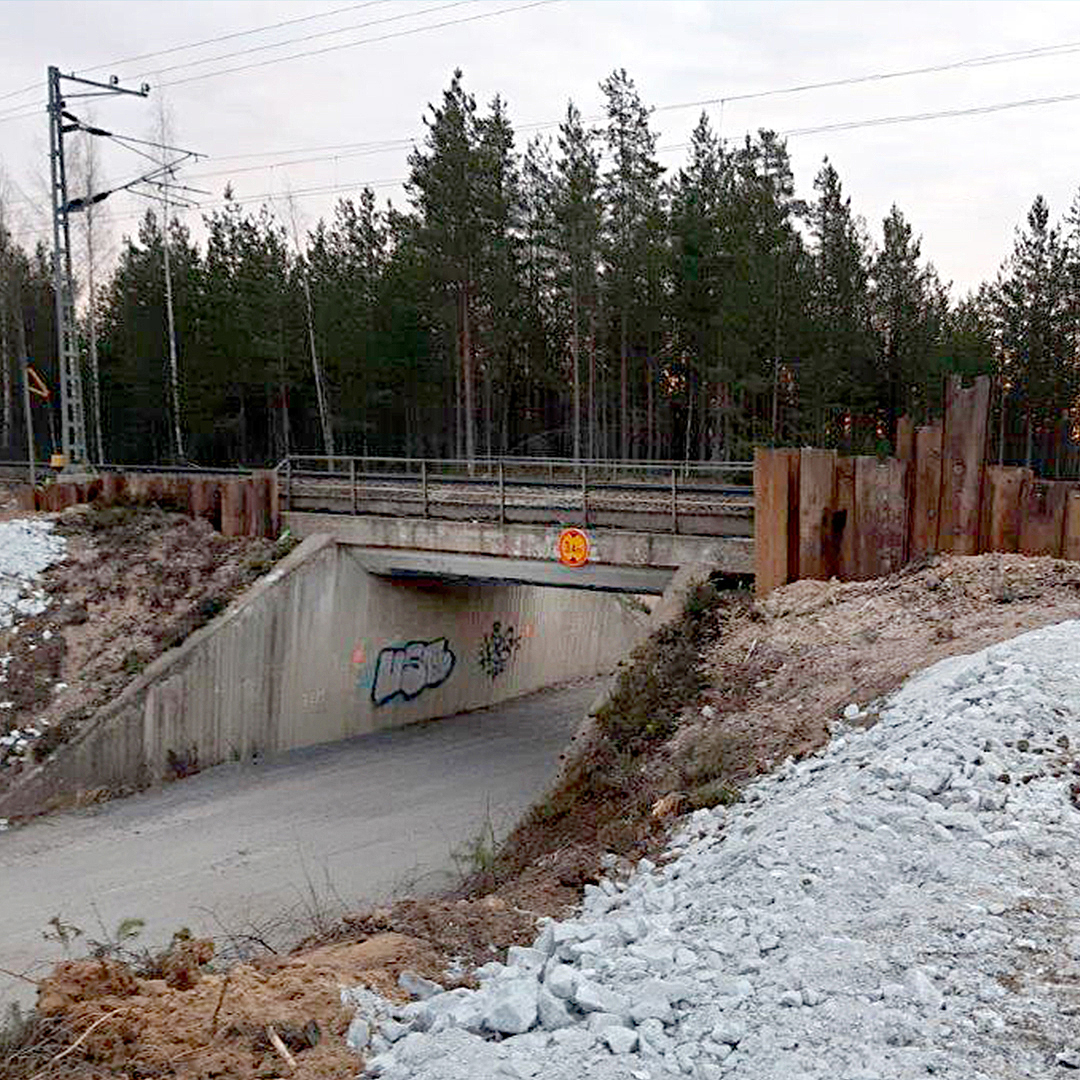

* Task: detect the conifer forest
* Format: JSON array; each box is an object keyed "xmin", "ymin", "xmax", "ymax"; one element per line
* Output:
[{"xmin": 1, "ymin": 68, "xmax": 1078, "ymax": 474}]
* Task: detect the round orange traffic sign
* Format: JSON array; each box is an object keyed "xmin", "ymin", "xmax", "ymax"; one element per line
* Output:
[{"xmin": 557, "ymin": 527, "xmax": 590, "ymax": 567}]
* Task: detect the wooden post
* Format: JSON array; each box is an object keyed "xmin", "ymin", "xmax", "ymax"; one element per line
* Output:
[
  {"xmin": 981, "ymin": 465, "xmax": 1029, "ymax": 554},
  {"xmin": 171, "ymin": 476, "xmax": 192, "ymax": 513},
  {"xmin": 250, "ymin": 471, "xmax": 276, "ymax": 538},
  {"xmin": 189, "ymin": 478, "xmax": 218, "ymax": 526},
  {"xmin": 350, "ymin": 458, "xmax": 357, "ymax": 515},
  {"xmin": 421, "ymin": 460, "xmax": 429, "ymax": 518},
  {"xmin": 854, "ymin": 456, "xmax": 907, "ymax": 580},
  {"xmin": 100, "ymin": 472, "xmax": 125, "ymax": 506},
  {"xmin": 499, "ymin": 461, "xmax": 506, "ymax": 525},
  {"xmin": 754, "ymin": 447, "xmax": 799, "ymax": 596},
  {"xmin": 1018, "ymin": 479, "xmax": 1070, "ymax": 557},
  {"xmin": 896, "ymin": 415, "xmax": 914, "ymax": 463},
  {"xmin": 221, "ymin": 479, "xmax": 244, "ymax": 537},
  {"xmin": 52, "ymin": 483, "xmax": 78, "ymax": 511},
  {"xmin": 146, "ymin": 475, "xmax": 166, "ymax": 506},
  {"xmin": 798, "ymin": 448, "xmax": 837, "ymax": 580},
  {"xmin": 581, "ymin": 464, "xmax": 589, "ymax": 528},
  {"xmin": 895, "ymin": 415, "xmax": 914, "ymax": 565},
  {"xmin": 1065, "ymin": 491, "xmax": 1080, "ymax": 562},
  {"xmin": 910, "ymin": 424, "xmax": 943, "ymax": 559},
  {"xmin": 670, "ymin": 468, "xmax": 678, "ymax": 534},
  {"xmin": 938, "ymin": 374, "xmax": 990, "ymax": 555},
  {"xmin": 266, "ymin": 470, "xmax": 280, "ymax": 537},
  {"xmin": 834, "ymin": 457, "xmax": 856, "ymax": 581}
]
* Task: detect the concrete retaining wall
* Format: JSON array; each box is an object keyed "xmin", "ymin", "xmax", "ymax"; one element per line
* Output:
[{"xmin": 0, "ymin": 535, "xmax": 648, "ymax": 818}]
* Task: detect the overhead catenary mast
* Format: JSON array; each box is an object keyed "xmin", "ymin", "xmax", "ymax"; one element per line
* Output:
[{"xmin": 47, "ymin": 66, "xmax": 149, "ymax": 473}]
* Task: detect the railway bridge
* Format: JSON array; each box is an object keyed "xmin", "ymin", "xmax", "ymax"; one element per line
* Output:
[{"xmin": 279, "ymin": 455, "xmax": 754, "ymax": 594}]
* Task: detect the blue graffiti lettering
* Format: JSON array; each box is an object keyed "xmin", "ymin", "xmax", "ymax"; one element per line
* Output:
[{"xmin": 371, "ymin": 638, "xmax": 456, "ymax": 706}]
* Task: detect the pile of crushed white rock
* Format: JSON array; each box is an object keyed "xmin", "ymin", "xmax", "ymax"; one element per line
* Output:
[{"xmin": 343, "ymin": 618, "xmax": 1080, "ymax": 1079}]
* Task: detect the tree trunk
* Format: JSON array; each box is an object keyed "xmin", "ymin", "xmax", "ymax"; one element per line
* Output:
[
  {"xmin": 588, "ymin": 303, "xmax": 597, "ymax": 461},
  {"xmin": 86, "ymin": 206, "xmax": 104, "ymax": 464},
  {"xmin": 277, "ymin": 314, "xmax": 290, "ymax": 461},
  {"xmin": 620, "ymin": 305, "xmax": 629, "ymax": 460},
  {"xmin": 571, "ymin": 268, "xmax": 581, "ymax": 462},
  {"xmin": 461, "ymin": 285, "xmax": 475, "ymax": 463},
  {"xmin": 1, "ymin": 309, "xmax": 10, "ymax": 453},
  {"xmin": 161, "ymin": 195, "xmax": 186, "ymax": 464},
  {"xmin": 646, "ymin": 360, "xmax": 654, "ymax": 461},
  {"xmin": 455, "ymin": 324, "xmax": 463, "ymax": 460},
  {"xmin": 15, "ymin": 298, "xmax": 34, "ymax": 481},
  {"xmin": 483, "ymin": 355, "xmax": 492, "ymax": 461}
]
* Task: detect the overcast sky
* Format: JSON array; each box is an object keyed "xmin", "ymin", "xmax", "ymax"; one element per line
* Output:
[{"xmin": 3, "ymin": 0, "xmax": 1080, "ymax": 298}]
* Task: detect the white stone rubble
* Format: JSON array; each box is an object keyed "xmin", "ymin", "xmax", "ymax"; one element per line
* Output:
[
  {"xmin": 0, "ymin": 519, "xmax": 65, "ymax": 632},
  {"xmin": 345, "ymin": 619, "xmax": 1080, "ymax": 1079}
]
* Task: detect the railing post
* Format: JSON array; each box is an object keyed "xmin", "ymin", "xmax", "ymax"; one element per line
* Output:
[
  {"xmin": 498, "ymin": 461, "xmax": 506, "ymax": 524},
  {"xmin": 671, "ymin": 467, "xmax": 678, "ymax": 534},
  {"xmin": 421, "ymin": 460, "xmax": 429, "ymax": 518},
  {"xmin": 284, "ymin": 457, "xmax": 292, "ymax": 512},
  {"xmin": 350, "ymin": 457, "xmax": 357, "ymax": 515},
  {"xmin": 582, "ymin": 464, "xmax": 589, "ymax": 527}
]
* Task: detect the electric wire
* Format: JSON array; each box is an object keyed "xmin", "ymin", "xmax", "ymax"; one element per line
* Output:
[
  {"xmin": 133, "ymin": 0, "xmax": 481, "ymax": 81},
  {"xmin": 81, "ymin": 1, "xmax": 390, "ymax": 75},
  {"xmin": 0, "ymin": 1, "xmax": 391, "ymax": 109},
  {"xmin": 157, "ymin": 0, "xmax": 560, "ymax": 87}
]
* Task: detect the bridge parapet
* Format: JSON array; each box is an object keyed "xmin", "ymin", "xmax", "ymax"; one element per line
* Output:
[{"xmin": 285, "ymin": 512, "xmax": 753, "ymax": 593}]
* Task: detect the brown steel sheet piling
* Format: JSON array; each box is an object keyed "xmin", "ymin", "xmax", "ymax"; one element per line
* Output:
[
  {"xmin": 937, "ymin": 375, "xmax": 990, "ymax": 555},
  {"xmin": 798, "ymin": 448, "xmax": 837, "ymax": 580}
]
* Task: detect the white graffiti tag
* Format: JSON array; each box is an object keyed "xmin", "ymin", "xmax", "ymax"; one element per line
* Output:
[{"xmin": 371, "ymin": 638, "xmax": 456, "ymax": 706}]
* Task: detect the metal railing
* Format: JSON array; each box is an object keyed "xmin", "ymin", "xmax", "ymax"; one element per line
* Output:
[{"xmin": 277, "ymin": 455, "xmax": 754, "ymax": 535}]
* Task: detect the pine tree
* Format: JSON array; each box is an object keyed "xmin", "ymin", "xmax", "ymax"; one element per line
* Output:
[
  {"xmin": 599, "ymin": 68, "xmax": 665, "ymax": 459},
  {"xmin": 807, "ymin": 158, "xmax": 873, "ymax": 447},
  {"xmin": 668, "ymin": 113, "xmax": 726, "ymax": 459},
  {"xmin": 994, "ymin": 195, "xmax": 1074, "ymax": 471},
  {"xmin": 554, "ymin": 102, "xmax": 602, "ymax": 459},
  {"xmin": 406, "ymin": 70, "xmax": 483, "ymax": 461},
  {"xmin": 870, "ymin": 205, "xmax": 949, "ymax": 433}
]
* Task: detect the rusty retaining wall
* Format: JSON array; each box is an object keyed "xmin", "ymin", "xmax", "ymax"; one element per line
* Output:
[{"xmin": 0, "ymin": 535, "xmax": 649, "ymax": 818}]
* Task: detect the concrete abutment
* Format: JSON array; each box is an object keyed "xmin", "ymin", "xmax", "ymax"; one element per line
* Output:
[{"xmin": 0, "ymin": 535, "xmax": 652, "ymax": 819}]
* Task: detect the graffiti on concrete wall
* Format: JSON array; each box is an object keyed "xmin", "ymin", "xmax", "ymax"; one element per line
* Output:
[
  {"xmin": 371, "ymin": 637, "xmax": 456, "ymax": 706},
  {"xmin": 477, "ymin": 620, "xmax": 523, "ymax": 680}
]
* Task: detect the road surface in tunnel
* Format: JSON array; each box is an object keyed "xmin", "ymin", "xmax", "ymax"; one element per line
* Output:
[{"xmin": 0, "ymin": 677, "xmax": 604, "ymax": 1012}]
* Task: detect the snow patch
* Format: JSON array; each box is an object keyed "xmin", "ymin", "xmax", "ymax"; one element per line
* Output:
[{"xmin": 0, "ymin": 519, "xmax": 66, "ymax": 631}]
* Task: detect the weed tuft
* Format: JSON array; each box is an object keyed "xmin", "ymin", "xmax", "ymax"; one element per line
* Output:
[
  {"xmin": 451, "ymin": 805, "xmax": 501, "ymax": 893},
  {"xmin": 595, "ymin": 580, "xmax": 745, "ymax": 752}
]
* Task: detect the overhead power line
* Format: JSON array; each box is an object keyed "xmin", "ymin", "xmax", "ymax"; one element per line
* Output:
[
  {"xmin": 133, "ymin": 0, "xmax": 481, "ymax": 81},
  {"xmin": 0, "ymin": 1, "xmax": 389, "ymax": 105},
  {"xmin": 83, "ymin": 1, "xmax": 389, "ymax": 75},
  {"xmin": 782, "ymin": 89, "xmax": 1080, "ymax": 137},
  {"xmin": 158, "ymin": 0, "xmax": 561, "ymax": 87}
]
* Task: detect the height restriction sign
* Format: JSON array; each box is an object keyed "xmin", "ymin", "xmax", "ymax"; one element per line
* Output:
[{"xmin": 557, "ymin": 527, "xmax": 589, "ymax": 567}]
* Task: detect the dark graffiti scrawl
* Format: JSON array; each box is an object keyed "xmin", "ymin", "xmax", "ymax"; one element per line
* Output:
[
  {"xmin": 372, "ymin": 638, "xmax": 456, "ymax": 706},
  {"xmin": 477, "ymin": 621, "xmax": 522, "ymax": 680}
]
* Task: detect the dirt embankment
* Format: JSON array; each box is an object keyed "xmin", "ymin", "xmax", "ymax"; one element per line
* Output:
[
  {"xmin": 5, "ymin": 550, "xmax": 1080, "ymax": 1078},
  {"xmin": 0, "ymin": 498, "xmax": 294, "ymax": 799}
]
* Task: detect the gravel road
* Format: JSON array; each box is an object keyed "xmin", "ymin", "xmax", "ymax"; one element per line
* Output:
[{"xmin": 0, "ymin": 678, "xmax": 603, "ymax": 1015}]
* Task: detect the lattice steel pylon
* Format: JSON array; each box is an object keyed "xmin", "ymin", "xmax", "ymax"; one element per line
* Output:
[{"xmin": 47, "ymin": 66, "xmax": 148, "ymax": 472}]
